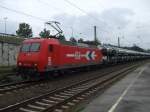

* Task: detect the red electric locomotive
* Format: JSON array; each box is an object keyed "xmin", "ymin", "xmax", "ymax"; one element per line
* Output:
[
  {"xmin": 17, "ymin": 21, "xmax": 150, "ymax": 79},
  {"xmin": 17, "ymin": 38, "xmax": 103, "ymax": 78}
]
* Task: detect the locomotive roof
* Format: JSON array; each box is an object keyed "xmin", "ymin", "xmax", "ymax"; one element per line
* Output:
[
  {"xmin": 23, "ymin": 38, "xmax": 98, "ymax": 48},
  {"xmin": 59, "ymin": 39, "xmax": 98, "ymax": 48},
  {"xmin": 23, "ymin": 38, "xmax": 45, "ymax": 43}
]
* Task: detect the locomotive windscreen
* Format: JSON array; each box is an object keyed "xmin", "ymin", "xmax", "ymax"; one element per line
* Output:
[{"xmin": 21, "ymin": 42, "xmax": 41, "ymax": 52}]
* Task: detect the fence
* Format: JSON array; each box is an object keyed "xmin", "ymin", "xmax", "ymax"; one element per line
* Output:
[
  {"xmin": 0, "ymin": 34, "xmax": 22, "ymax": 66},
  {"xmin": 0, "ymin": 33, "xmax": 17, "ymax": 37}
]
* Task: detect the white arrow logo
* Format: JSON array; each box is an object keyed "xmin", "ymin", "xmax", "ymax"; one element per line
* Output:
[{"xmin": 66, "ymin": 51, "xmax": 97, "ymax": 60}]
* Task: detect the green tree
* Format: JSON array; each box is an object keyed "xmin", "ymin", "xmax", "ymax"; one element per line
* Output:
[
  {"xmin": 39, "ymin": 28, "xmax": 51, "ymax": 38},
  {"xmin": 78, "ymin": 38, "xmax": 84, "ymax": 43},
  {"xmin": 16, "ymin": 23, "xmax": 33, "ymax": 38},
  {"xmin": 70, "ymin": 37, "xmax": 77, "ymax": 43},
  {"xmin": 58, "ymin": 35, "xmax": 66, "ymax": 40},
  {"xmin": 95, "ymin": 38, "xmax": 101, "ymax": 45},
  {"xmin": 130, "ymin": 45, "xmax": 144, "ymax": 52}
]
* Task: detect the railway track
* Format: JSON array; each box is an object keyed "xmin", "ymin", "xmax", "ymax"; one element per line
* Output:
[
  {"xmin": 0, "ymin": 63, "xmax": 134, "ymax": 96},
  {"xmin": 0, "ymin": 80, "xmax": 46, "ymax": 95},
  {"xmin": 0, "ymin": 63, "xmax": 139, "ymax": 112}
]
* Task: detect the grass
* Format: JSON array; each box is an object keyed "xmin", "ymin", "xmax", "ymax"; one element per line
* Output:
[
  {"xmin": 0, "ymin": 66, "xmax": 15, "ymax": 73},
  {"xmin": 0, "ymin": 73, "xmax": 11, "ymax": 81},
  {"xmin": 0, "ymin": 36, "xmax": 24, "ymax": 44},
  {"xmin": 0, "ymin": 66, "xmax": 16, "ymax": 81}
]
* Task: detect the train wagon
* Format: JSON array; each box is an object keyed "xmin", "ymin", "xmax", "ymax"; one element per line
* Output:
[{"xmin": 17, "ymin": 38, "xmax": 103, "ymax": 78}]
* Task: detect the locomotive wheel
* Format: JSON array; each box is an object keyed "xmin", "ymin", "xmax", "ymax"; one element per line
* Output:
[
  {"xmin": 52, "ymin": 71, "xmax": 60, "ymax": 77},
  {"xmin": 21, "ymin": 74, "xmax": 30, "ymax": 80}
]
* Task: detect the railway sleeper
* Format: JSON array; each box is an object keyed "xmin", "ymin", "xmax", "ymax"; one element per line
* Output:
[
  {"xmin": 49, "ymin": 96, "xmax": 64, "ymax": 101},
  {"xmin": 27, "ymin": 104, "xmax": 46, "ymax": 110},
  {"xmin": 19, "ymin": 107, "xmax": 39, "ymax": 112},
  {"xmin": 42, "ymin": 99, "xmax": 58, "ymax": 104},
  {"xmin": 60, "ymin": 92, "xmax": 74, "ymax": 96},
  {"xmin": 35, "ymin": 101, "xmax": 52, "ymax": 107},
  {"xmin": 54, "ymin": 94, "xmax": 70, "ymax": 99},
  {"xmin": 54, "ymin": 108, "xmax": 63, "ymax": 112}
]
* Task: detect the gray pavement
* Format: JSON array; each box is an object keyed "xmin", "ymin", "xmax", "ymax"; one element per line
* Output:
[{"xmin": 81, "ymin": 63, "xmax": 150, "ymax": 112}]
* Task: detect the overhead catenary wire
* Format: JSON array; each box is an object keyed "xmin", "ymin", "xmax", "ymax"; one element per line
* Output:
[
  {"xmin": 0, "ymin": 1, "xmax": 111, "ymax": 39},
  {"xmin": 37, "ymin": 0, "xmax": 93, "ymax": 38},
  {"xmin": 62, "ymin": 0, "xmax": 110, "ymax": 25},
  {"xmin": 0, "ymin": 4, "xmax": 46, "ymax": 22},
  {"xmin": 62, "ymin": 0, "xmax": 112, "ymax": 33},
  {"xmin": 37, "ymin": 0, "xmax": 65, "ymax": 14},
  {"xmin": 63, "ymin": 0, "xmax": 102, "ymax": 22},
  {"xmin": 36, "ymin": 0, "xmax": 147, "ymax": 47},
  {"xmin": 96, "ymin": 0, "xmax": 106, "ymax": 9},
  {"xmin": 1, "ymin": 0, "xmax": 110, "ymax": 34},
  {"xmin": 0, "ymin": 4, "xmax": 53, "ymax": 37},
  {"xmin": 37, "ymin": 0, "xmax": 109, "ymax": 31}
]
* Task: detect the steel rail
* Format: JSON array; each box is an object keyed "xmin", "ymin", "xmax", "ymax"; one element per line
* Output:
[{"xmin": 0, "ymin": 63, "xmax": 140, "ymax": 112}]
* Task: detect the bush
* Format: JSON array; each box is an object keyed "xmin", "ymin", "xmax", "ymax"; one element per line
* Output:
[{"xmin": 0, "ymin": 36, "xmax": 24, "ymax": 45}]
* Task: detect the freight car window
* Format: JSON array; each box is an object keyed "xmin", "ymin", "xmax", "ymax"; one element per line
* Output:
[
  {"xmin": 30, "ymin": 43, "xmax": 40, "ymax": 52},
  {"xmin": 48, "ymin": 45, "xmax": 53, "ymax": 52}
]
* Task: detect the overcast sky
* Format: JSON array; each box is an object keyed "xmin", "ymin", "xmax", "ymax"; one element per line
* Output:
[{"xmin": 0, "ymin": 0, "xmax": 150, "ymax": 49}]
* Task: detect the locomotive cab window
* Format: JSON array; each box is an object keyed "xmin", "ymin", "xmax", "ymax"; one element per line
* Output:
[
  {"xmin": 48, "ymin": 45, "xmax": 53, "ymax": 52},
  {"xmin": 21, "ymin": 43, "xmax": 40, "ymax": 52},
  {"xmin": 30, "ymin": 43, "xmax": 41, "ymax": 52},
  {"xmin": 21, "ymin": 43, "xmax": 31, "ymax": 52}
]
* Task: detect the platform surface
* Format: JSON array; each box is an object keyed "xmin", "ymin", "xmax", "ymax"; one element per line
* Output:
[{"xmin": 81, "ymin": 63, "xmax": 150, "ymax": 112}]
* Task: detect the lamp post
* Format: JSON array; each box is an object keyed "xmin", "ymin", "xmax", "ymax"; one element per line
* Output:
[
  {"xmin": 117, "ymin": 26, "xmax": 124, "ymax": 47},
  {"xmin": 71, "ymin": 27, "xmax": 74, "ymax": 37},
  {"xmin": 4, "ymin": 17, "xmax": 7, "ymax": 34}
]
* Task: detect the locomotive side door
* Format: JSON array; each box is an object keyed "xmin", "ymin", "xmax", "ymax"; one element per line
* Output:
[
  {"xmin": 47, "ymin": 44, "xmax": 59, "ymax": 68},
  {"xmin": 47, "ymin": 44, "xmax": 54, "ymax": 67}
]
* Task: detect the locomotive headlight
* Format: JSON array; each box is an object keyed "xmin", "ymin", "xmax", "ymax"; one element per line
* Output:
[
  {"xmin": 34, "ymin": 63, "xmax": 37, "ymax": 66},
  {"xmin": 18, "ymin": 62, "xmax": 22, "ymax": 66}
]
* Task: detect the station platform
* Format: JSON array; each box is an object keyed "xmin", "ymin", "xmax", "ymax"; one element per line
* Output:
[{"xmin": 81, "ymin": 63, "xmax": 150, "ymax": 112}]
